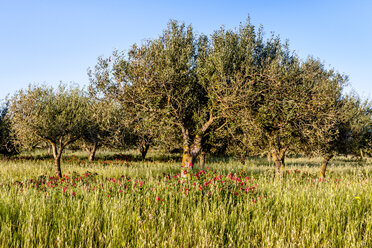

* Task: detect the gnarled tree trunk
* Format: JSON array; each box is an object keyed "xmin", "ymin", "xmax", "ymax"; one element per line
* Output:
[
  {"xmin": 319, "ymin": 154, "xmax": 333, "ymax": 178},
  {"xmin": 51, "ymin": 142, "xmax": 63, "ymax": 178},
  {"xmin": 271, "ymin": 148, "xmax": 286, "ymax": 178},
  {"xmin": 181, "ymin": 134, "xmax": 201, "ymax": 175},
  {"xmin": 181, "ymin": 117, "xmax": 214, "ymax": 177},
  {"xmin": 88, "ymin": 142, "xmax": 98, "ymax": 161},
  {"xmin": 84, "ymin": 142, "xmax": 99, "ymax": 161},
  {"xmin": 50, "ymin": 137, "xmax": 78, "ymax": 177},
  {"xmin": 239, "ymin": 155, "xmax": 246, "ymax": 165},
  {"xmin": 138, "ymin": 137, "xmax": 150, "ymax": 160}
]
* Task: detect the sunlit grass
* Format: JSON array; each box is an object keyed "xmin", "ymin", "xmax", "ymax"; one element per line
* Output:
[{"xmin": 0, "ymin": 150, "xmax": 371, "ymax": 247}]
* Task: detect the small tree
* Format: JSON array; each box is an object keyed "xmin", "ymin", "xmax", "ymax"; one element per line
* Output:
[
  {"xmin": 337, "ymin": 96, "xmax": 372, "ymax": 158},
  {"xmin": 9, "ymin": 84, "xmax": 89, "ymax": 177},
  {"xmin": 81, "ymin": 98, "xmax": 122, "ymax": 161},
  {"xmin": 88, "ymin": 52, "xmax": 177, "ymax": 160},
  {"xmin": 303, "ymin": 91, "xmax": 371, "ymax": 178},
  {"xmin": 297, "ymin": 58, "xmax": 357, "ymax": 178}
]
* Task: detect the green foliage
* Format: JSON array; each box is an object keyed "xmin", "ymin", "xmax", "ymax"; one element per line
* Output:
[
  {"xmin": 297, "ymin": 58, "xmax": 346, "ymax": 157},
  {"xmin": 0, "ymin": 100, "xmax": 18, "ymax": 155},
  {"xmin": 89, "ymin": 20, "xmax": 214, "ymax": 169},
  {"xmin": 8, "ymin": 84, "xmax": 90, "ymax": 175},
  {"xmin": 9, "ymin": 84, "xmax": 89, "ymax": 148},
  {"xmin": 337, "ymin": 95, "xmax": 372, "ymax": 157},
  {"xmin": 124, "ymin": 20, "xmax": 204, "ymax": 138},
  {"xmin": 88, "ymin": 18, "xmax": 371, "ymax": 171},
  {"xmin": 79, "ymin": 98, "xmax": 127, "ymax": 159}
]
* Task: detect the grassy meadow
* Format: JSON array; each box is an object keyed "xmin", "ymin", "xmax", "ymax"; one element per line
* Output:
[{"xmin": 0, "ymin": 150, "xmax": 371, "ymax": 247}]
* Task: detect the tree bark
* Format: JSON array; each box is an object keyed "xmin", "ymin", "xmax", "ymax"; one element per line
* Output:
[
  {"xmin": 272, "ymin": 148, "xmax": 286, "ymax": 178},
  {"xmin": 139, "ymin": 138, "xmax": 150, "ymax": 160},
  {"xmin": 51, "ymin": 142, "xmax": 63, "ymax": 178},
  {"xmin": 181, "ymin": 116, "xmax": 214, "ymax": 176},
  {"xmin": 88, "ymin": 142, "xmax": 98, "ymax": 161},
  {"xmin": 319, "ymin": 154, "xmax": 333, "ymax": 178},
  {"xmin": 182, "ymin": 148, "xmax": 194, "ymax": 173},
  {"xmin": 181, "ymin": 134, "xmax": 204, "ymax": 175},
  {"xmin": 239, "ymin": 155, "xmax": 246, "ymax": 165}
]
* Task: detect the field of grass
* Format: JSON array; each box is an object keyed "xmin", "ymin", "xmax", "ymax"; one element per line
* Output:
[{"xmin": 0, "ymin": 150, "xmax": 371, "ymax": 247}]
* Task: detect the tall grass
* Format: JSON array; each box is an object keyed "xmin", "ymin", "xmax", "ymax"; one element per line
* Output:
[{"xmin": 0, "ymin": 151, "xmax": 371, "ymax": 247}]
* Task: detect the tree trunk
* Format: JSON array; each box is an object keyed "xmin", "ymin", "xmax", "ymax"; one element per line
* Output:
[
  {"xmin": 272, "ymin": 149, "xmax": 286, "ymax": 177},
  {"xmin": 182, "ymin": 147, "xmax": 194, "ymax": 174},
  {"xmin": 54, "ymin": 155, "xmax": 62, "ymax": 178},
  {"xmin": 88, "ymin": 142, "xmax": 98, "ymax": 161},
  {"xmin": 51, "ymin": 143, "xmax": 63, "ymax": 178},
  {"xmin": 199, "ymin": 150, "xmax": 205, "ymax": 169},
  {"xmin": 181, "ymin": 134, "xmax": 200, "ymax": 174},
  {"xmin": 181, "ymin": 134, "xmax": 204, "ymax": 175},
  {"xmin": 239, "ymin": 155, "xmax": 246, "ymax": 165},
  {"xmin": 139, "ymin": 138, "xmax": 150, "ymax": 160},
  {"xmin": 181, "ymin": 116, "xmax": 214, "ymax": 177},
  {"xmin": 319, "ymin": 154, "xmax": 333, "ymax": 178}
]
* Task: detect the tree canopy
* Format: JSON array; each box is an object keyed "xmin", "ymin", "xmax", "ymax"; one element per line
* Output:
[
  {"xmin": 88, "ymin": 19, "xmax": 371, "ymax": 177},
  {"xmin": 9, "ymin": 84, "xmax": 90, "ymax": 176}
]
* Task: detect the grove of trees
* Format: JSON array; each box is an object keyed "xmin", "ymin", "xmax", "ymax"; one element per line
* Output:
[{"xmin": 1, "ymin": 19, "xmax": 371, "ymax": 178}]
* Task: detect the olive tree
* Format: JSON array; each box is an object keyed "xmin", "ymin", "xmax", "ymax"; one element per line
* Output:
[
  {"xmin": 302, "ymin": 88, "xmax": 371, "ymax": 178},
  {"xmin": 90, "ymin": 21, "xmax": 217, "ymax": 175},
  {"xmin": 337, "ymin": 96, "xmax": 371, "ymax": 157},
  {"xmin": 219, "ymin": 38, "xmax": 347, "ymax": 176},
  {"xmin": 90, "ymin": 19, "xmax": 303, "ymax": 176},
  {"xmin": 9, "ymin": 84, "xmax": 90, "ymax": 177},
  {"xmin": 293, "ymin": 57, "xmax": 372, "ymax": 178},
  {"xmin": 88, "ymin": 52, "xmax": 179, "ymax": 160},
  {"xmin": 213, "ymin": 31, "xmax": 309, "ymax": 176},
  {"xmin": 196, "ymin": 21, "xmax": 266, "ymax": 165},
  {"xmin": 81, "ymin": 98, "xmax": 123, "ymax": 161}
]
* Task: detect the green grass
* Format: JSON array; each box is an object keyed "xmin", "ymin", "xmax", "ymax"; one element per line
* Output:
[{"xmin": 0, "ymin": 150, "xmax": 371, "ymax": 247}]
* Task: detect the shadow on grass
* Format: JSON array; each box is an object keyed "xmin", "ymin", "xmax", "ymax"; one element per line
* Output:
[
  {"xmin": 1, "ymin": 151, "xmax": 369, "ymax": 170},
  {"xmin": 0, "ymin": 152, "xmax": 183, "ymax": 164}
]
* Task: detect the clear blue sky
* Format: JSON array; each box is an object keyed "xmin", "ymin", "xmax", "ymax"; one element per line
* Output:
[{"xmin": 1, "ymin": 0, "xmax": 371, "ymax": 100}]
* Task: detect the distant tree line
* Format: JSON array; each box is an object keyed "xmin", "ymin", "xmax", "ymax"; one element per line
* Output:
[{"xmin": 1, "ymin": 19, "xmax": 371, "ymax": 178}]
